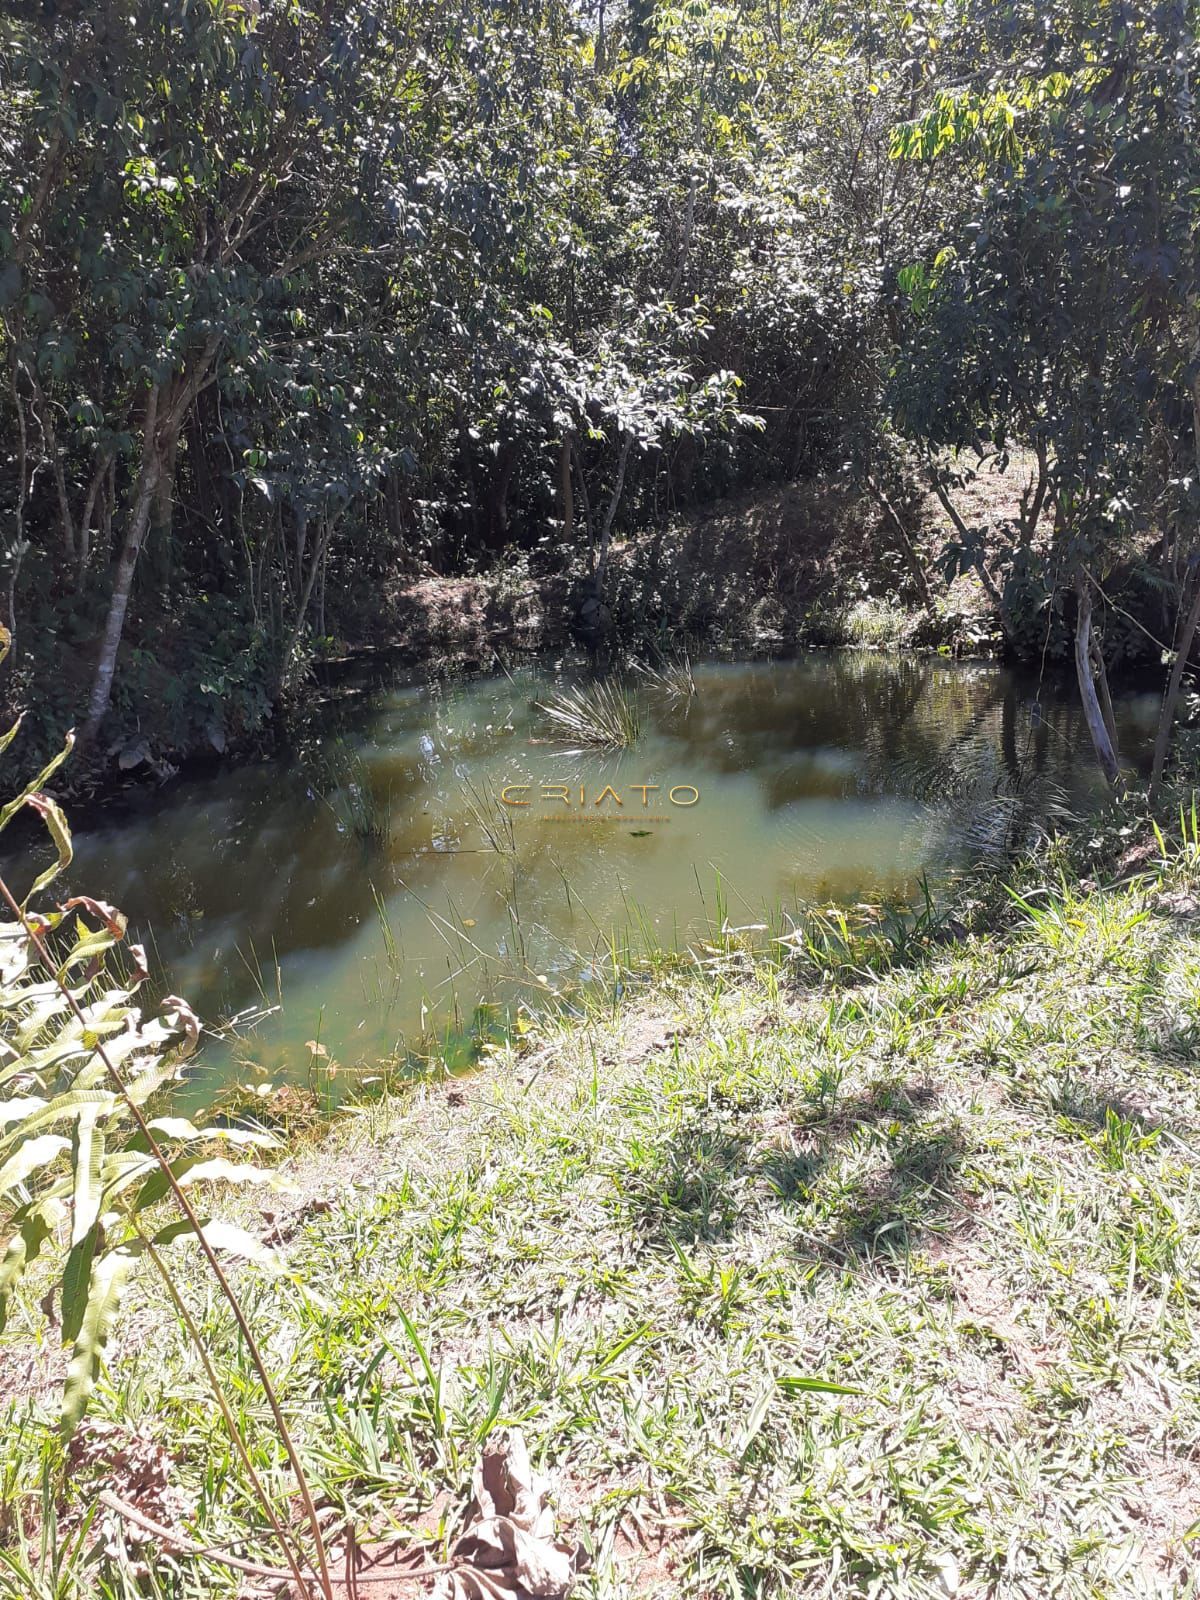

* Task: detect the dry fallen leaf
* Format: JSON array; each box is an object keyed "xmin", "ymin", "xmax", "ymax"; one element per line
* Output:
[
  {"xmin": 315, "ymin": 1430, "xmax": 583, "ymax": 1600},
  {"xmin": 432, "ymin": 1429, "xmax": 582, "ymax": 1600}
]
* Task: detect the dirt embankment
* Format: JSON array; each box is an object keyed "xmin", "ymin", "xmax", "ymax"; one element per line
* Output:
[
  {"xmin": 54, "ymin": 459, "xmax": 1061, "ymax": 796},
  {"xmin": 361, "ymin": 463, "xmax": 1021, "ymax": 668}
]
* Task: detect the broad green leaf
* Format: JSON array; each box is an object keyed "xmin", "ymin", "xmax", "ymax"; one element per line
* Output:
[
  {"xmin": 0, "ymin": 712, "xmax": 24, "ymax": 756},
  {"xmin": 147, "ymin": 1116, "xmax": 279, "ymax": 1150},
  {"xmin": 57, "ymin": 921, "xmax": 124, "ymax": 977},
  {"xmin": 71, "ymin": 1105, "xmax": 105, "ymax": 1246},
  {"xmin": 0, "ymin": 1133, "xmax": 71, "ymax": 1198},
  {"xmin": 124, "ymin": 1055, "xmax": 184, "ymax": 1107},
  {"xmin": 0, "ymin": 1095, "xmax": 48, "ymax": 1130},
  {"xmin": 25, "ymin": 793, "xmax": 73, "ymax": 901},
  {"xmin": 0, "ymin": 1207, "xmax": 54, "ymax": 1331},
  {"xmin": 135, "ymin": 1155, "xmax": 284, "ymax": 1212},
  {"xmin": 61, "ymin": 1242, "xmax": 142, "ymax": 1437},
  {"xmin": 0, "ymin": 732, "xmax": 75, "ymax": 838},
  {"xmin": 5, "ymin": 1091, "xmax": 116, "ymax": 1144},
  {"xmin": 60, "ymin": 1221, "xmax": 101, "ymax": 1345},
  {"xmin": 94, "ymin": 1150, "xmax": 157, "ymax": 1206},
  {"xmin": 152, "ymin": 1217, "xmax": 282, "ymax": 1270}
]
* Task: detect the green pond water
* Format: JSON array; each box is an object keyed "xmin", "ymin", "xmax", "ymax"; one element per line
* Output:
[{"xmin": 27, "ymin": 654, "xmax": 1159, "ymax": 1106}]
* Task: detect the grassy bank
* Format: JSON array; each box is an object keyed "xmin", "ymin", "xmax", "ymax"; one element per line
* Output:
[{"xmin": 5, "ymin": 806, "xmax": 1200, "ymax": 1597}]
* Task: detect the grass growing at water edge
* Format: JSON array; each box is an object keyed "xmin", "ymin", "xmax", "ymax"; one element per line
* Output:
[
  {"xmin": 308, "ymin": 738, "xmax": 390, "ymax": 845},
  {"xmin": 536, "ymin": 679, "xmax": 642, "ymax": 748},
  {"xmin": 635, "ymin": 652, "xmax": 697, "ymax": 702},
  {"xmin": 6, "ymin": 795, "xmax": 1200, "ymax": 1595}
]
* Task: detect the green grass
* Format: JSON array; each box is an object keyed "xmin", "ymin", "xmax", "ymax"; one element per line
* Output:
[
  {"xmin": 536, "ymin": 679, "xmax": 643, "ymax": 748},
  {"xmin": 635, "ymin": 654, "xmax": 697, "ymax": 703},
  {"xmin": 308, "ymin": 738, "xmax": 391, "ymax": 845},
  {"xmin": 5, "ymin": 809, "xmax": 1200, "ymax": 1596}
]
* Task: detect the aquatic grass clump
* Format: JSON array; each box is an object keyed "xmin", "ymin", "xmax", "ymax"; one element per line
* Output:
[
  {"xmin": 461, "ymin": 775, "xmax": 518, "ymax": 855},
  {"xmin": 536, "ymin": 679, "xmax": 642, "ymax": 748},
  {"xmin": 635, "ymin": 652, "xmax": 697, "ymax": 702},
  {"xmin": 309, "ymin": 738, "xmax": 390, "ymax": 844}
]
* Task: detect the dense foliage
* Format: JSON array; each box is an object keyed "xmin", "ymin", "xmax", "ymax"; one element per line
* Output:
[{"xmin": 1, "ymin": 0, "xmax": 1198, "ymax": 776}]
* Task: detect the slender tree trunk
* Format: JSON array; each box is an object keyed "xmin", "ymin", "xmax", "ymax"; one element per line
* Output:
[
  {"xmin": 865, "ymin": 474, "xmax": 935, "ymax": 615},
  {"xmin": 31, "ymin": 378, "xmax": 76, "ymax": 562},
  {"xmin": 275, "ymin": 516, "xmax": 334, "ymax": 696},
  {"xmin": 81, "ymin": 414, "xmax": 163, "ymax": 742},
  {"xmin": 101, "ymin": 456, "xmax": 115, "ymax": 559},
  {"xmin": 454, "ymin": 397, "xmax": 482, "ymax": 544},
  {"xmin": 572, "ymin": 436, "xmax": 594, "ymax": 558},
  {"xmin": 1150, "ymin": 312, "xmax": 1200, "ymax": 801},
  {"xmin": 592, "ymin": 436, "xmax": 631, "ymax": 600},
  {"xmin": 1149, "ymin": 570, "xmax": 1200, "ymax": 802},
  {"xmin": 384, "ymin": 467, "xmax": 404, "ymax": 551},
  {"xmin": 488, "ymin": 446, "xmax": 517, "ymax": 549},
  {"xmin": 1090, "ymin": 634, "xmax": 1119, "ymax": 759},
  {"xmin": 559, "ymin": 434, "xmax": 574, "ymax": 542},
  {"xmin": 155, "ymin": 428, "xmax": 179, "ymax": 542},
  {"xmin": 925, "ymin": 453, "xmax": 1003, "ymax": 609},
  {"xmin": 1018, "ymin": 437, "xmax": 1050, "ymax": 544},
  {"xmin": 292, "ymin": 505, "xmax": 308, "ymax": 595},
  {"xmin": 666, "ymin": 179, "xmax": 696, "ymax": 302},
  {"xmin": 75, "ymin": 453, "xmax": 111, "ymax": 589},
  {"xmin": 82, "ymin": 340, "xmax": 218, "ymax": 743},
  {"xmin": 6, "ymin": 355, "xmax": 30, "ymax": 664},
  {"xmin": 1073, "ymin": 570, "xmax": 1120, "ymax": 785}
]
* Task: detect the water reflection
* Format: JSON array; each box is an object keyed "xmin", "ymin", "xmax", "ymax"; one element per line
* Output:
[{"xmin": 24, "ymin": 655, "xmax": 1155, "ymax": 1099}]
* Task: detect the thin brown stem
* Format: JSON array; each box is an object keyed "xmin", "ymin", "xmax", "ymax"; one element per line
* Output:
[
  {"xmin": 132, "ymin": 1221, "xmax": 314, "ymax": 1597},
  {"xmin": 98, "ymin": 1493, "xmax": 448, "ymax": 1584}
]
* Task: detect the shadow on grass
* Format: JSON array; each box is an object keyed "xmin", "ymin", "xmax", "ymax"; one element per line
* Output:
[{"xmin": 618, "ymin": 1077, "xmax": 965, "ymax": 1268}]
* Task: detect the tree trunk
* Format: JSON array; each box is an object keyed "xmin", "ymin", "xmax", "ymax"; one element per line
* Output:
[
  {"xmin": 81, "ymin": 339, "xmax": 219, "ymax": 742},
  {"xmin": 1017, "ymin": 437, "xmax": 1050, "ymax": 545},
  {"xmin": 865, "ymin": 474, "xmax": 935, "ymax": 615},
  {"xmin": 81, "ymin": 385, "xmax": 164, "ymax": 743},
  {"xmin": 454, "ymin": 397, "xmax": 482, "ymax": 545},
  {"xmin": 487, "ymin": 445, "xmax": 517, "ymax": 550},
  {"xmin": 6, "ymin": 353, "xmax": 29, "ymax": 665},
  {"xmin": 41, "ymin": 396, "xmax": 76, "ymax": 561},
  {"xmin": 925, "ymin": 453, "xmax": 1004, "ymax": 609},
  {"xmin": 593, "ymin": 436, "xmax": 631, "ymax": 601},
  {"xmin": 384, "ymin": 467, "xmax": 404, "ymax": 551},
  {"xmin": 275, "ymin": 516, "xmax": 334, "ymax": 697},
  {"xmin": 75, "ymin": 453, "xmax": 111, "ymax": 589},
  {"xmin": 1149, "ymin": 569, "xmax": 1200, "ymax": 802},
  {"xmin": 100, "ymin": 456, "xmax": 115, "ymax": 560},
  {"xmin": 1073, "ymin": 570, "xmax": 1120, "ymax": 785},
  {"xmin": 1150, "ymin": 307, "xmax": 1200, "ymax": 801},
  {"xmin": 1089, "ymin": 633, "xmax": 1119, "ymax": 758},
  {"xmin": 572, "ymin": 436, "xmax": 594, "ymax": 558},
  {"xmin": 292, "ymin": 505, "xmax": 308, "ymax": 596},
  {"xmin": 559, "ymin": 434, "xmax": 574, "ymax": 542}
]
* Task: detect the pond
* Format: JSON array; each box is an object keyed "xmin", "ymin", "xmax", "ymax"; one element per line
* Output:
[{"xmin": 24, "ymin": 653, "xmax": 1159, "ymax": 1106}]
